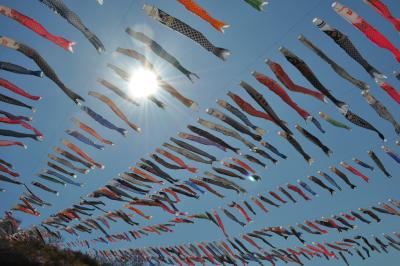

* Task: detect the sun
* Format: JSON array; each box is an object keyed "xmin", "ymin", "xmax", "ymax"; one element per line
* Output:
[{"xmin": 128, "ymin": 68, "xmax": 159, "ymax": 98}]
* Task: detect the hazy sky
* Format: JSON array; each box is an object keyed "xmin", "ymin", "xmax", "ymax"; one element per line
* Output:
[{"xmin": 1, "ymin": 0, "xmax": 399, "ymax": 265}]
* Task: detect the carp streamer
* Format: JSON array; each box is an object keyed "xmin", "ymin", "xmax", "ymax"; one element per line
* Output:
[
  {"xmin": 143, "ymin": 4, "xmax": 230, "ymax": 60},
  {"xmin": 38, "ymin": 0, "xmax": 104, "ymax": 53},
  {"xmin": 176, "ymin": 0, "xmax": 229, "ymax": 33},
  {"xmin": 0, "ymin": 36, "xmax": 84, "ymax": 104}
]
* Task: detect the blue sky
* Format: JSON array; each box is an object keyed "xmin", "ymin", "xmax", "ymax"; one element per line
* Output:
[{"xmin": 1, "ymin": 0, "xmax": 399, "ymax": 265}]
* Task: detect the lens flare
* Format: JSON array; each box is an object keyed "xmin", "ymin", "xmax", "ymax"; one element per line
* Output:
[{"xmin": 247, "ymin": 175, "xmax": 257, "ymax": 182}]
